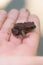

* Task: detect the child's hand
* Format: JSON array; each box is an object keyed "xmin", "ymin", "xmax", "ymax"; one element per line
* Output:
[{"xmin": 0, "ymin": 8, "xmax": 40, "ymax": 56}]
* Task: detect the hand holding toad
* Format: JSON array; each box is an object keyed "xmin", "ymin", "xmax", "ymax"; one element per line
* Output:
[{"xmin": 0, "ymin": 8, "xmax": 40, "ymax": 56}]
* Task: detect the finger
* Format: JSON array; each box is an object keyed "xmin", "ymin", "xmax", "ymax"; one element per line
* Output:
[
  {"xmin": 0, "ymin": 56, "xmax": 43, "ymax": 65},
  {"xmin": 10, "ymin": 8, "xmax": 30, "ymax": 46},
  {"xmin": 10, "ymin": 56, "xmax": 43, "ymax": 65},
  {"xmin": 16, "ymin": 8, "xmax": 30, "ymax": 23},
  {"xmin": 1, "ymin": 9, "xmax": 19, "ymax": 40},
  {"xmin": 0, "ymin": 10, "xmax": 7, "ymax": 29},
  {"xmin": 23, "ymin": 15, "xmax": 40, "ymax": 55}
]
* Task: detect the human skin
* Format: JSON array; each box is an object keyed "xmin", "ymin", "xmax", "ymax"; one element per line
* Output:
[{"xmin": 0, "ymin": 8, "xmax": 41, "ymax": 64}]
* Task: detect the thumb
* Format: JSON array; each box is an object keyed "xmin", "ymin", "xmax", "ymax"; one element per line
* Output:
[{"xmin": 23, "ymin": 15, "xmax": 40, "ymax": 55}]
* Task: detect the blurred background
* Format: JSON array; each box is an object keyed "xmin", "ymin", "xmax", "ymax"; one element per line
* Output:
[{"xmin": 0, "ymin": 0, "xmax": 43, "ymax": 56}]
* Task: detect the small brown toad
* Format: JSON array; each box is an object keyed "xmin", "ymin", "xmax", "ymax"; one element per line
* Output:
[{"xmin": 12, "ymin": 22, "xmax": 36, "ymax": 38}]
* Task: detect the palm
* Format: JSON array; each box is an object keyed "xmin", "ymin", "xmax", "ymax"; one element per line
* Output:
[{"xmin": 0, "ymin": 9, "xmax": 40, "ymax": 56}]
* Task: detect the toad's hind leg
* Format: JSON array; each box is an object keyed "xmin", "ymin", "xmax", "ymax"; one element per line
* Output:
[
  {"xmin": 21, "ymin": 30, "xmax": 30, "ymax": 38},
  {"xmin": 21, "ymin": 30, "xmax": 27, "ymax": 38}
]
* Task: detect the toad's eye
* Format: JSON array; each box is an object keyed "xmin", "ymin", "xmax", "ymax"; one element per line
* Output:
[{"xmin": 12, "ymin": 28, "xmax": 19, "ymax": 35}]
